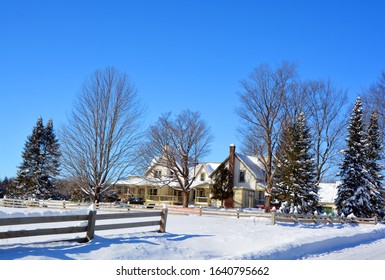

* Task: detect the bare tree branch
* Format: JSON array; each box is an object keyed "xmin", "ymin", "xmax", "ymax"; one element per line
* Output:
[
  {"xmin": 60, "ymin": 67, "xmax": 145, "ymax": 202},
  {"xmin": 141, "ymin": 110, "xmax": 214, "ymax": 207},
  {"xmin": 236, "ymin": 61, "xmax": 298, "ymax": 212}
]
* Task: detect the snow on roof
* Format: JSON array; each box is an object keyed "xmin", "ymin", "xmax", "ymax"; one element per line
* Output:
[
  {"xmin": 236, "ymin": 153, "xmax": 266, "ymax": 180},
  {"xmin": 203, "ymin": 162, "xmax": 221, "ymax": 175},
  {"xmin": 318, "ymin": 181, "xmax": 340, "ymax": 203},
  {"xmin": 115, "ymin": 177, "xmax": 180, "ymax": 188}
]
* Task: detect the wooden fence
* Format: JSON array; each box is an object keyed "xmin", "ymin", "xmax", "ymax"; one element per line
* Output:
[
  {"xmin": 166, "ymin": 206, "xmax": 272, "ymax": 219},
  {"xmin": 0, "ymin": 207, "xmax": 168, "ymax": 243},
  {"xmin": 0, "ymin": 198, "xmax": 131, "ymax": 212},
  {"xmin": 0, "ymin": 198, "xmax": 271, "ymax": 219},
  {"xmin": 271, "ymin": 212, "xmax": 379, "ymax": 225}
]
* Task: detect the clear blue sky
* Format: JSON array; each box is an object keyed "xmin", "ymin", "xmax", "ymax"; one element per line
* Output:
[{"xmin": 1, "ymin": 0, "xmax": 385, "ymax": 178}]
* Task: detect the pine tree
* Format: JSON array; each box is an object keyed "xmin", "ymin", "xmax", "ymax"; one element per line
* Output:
[
  {"xmin": 42, "ymin": 119, "xmax": 61, "ymax": 197},
  {"xmin": 16, "ymin": 117, "xmax": 61, "ymax": 199},
  {"xmin": 274, "ymin": 120, "xmax": 296, "ymax": 209},
  {"xmin": 366, "ymin": 108, "xmax": 385, "ymax": 217},
  {"xmin": 211, "ymin": 165, "xmax": 233, "ymax": 208},
  {"xmin": 336, "ymin": 97, "xmax": 374, "ymax": 218},
  {"xmin": 275, "ymin": 112, "xmax": 318, "ymax": 214}
]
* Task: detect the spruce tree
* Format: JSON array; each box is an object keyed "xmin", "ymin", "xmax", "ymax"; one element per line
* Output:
[
  {"xmin": 16, "ymin": 117, "xmax": 61, "ymax": 199},
  {"xmin": 293, "ymin": 112, "xmax": 318, "ymax": 213},
  {"xmin": 42, "ymin": 119, "xmax": 61, "ymax": 197},
  {"xmin": 336, "ymin": 97, "xmax": 374, "ymax": 217},
  {"xmin": 274, "ymin": 120, "xmax": 296, "ymax": 210},
  {"xmin": 366, "ymin": 108, "xmax": 385, "ymax": 217},
  {"xmin": 275, "ymin": 112, "xmax": 318, "ymax": 214},
  {"xmin": 211, "ymin": 166, "xmax": 233, "ymax": 208}
]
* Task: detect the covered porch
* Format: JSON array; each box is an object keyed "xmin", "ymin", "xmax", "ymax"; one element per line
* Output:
[{"xmin": 115, "ymin": 180, "xmax": 212, "ymax": 207}]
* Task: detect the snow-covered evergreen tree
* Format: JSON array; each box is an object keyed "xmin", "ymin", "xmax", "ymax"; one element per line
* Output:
[
  {"xmin": 274, "ymin": 120, "xmax": 295, "ymax": 210},
  {"xmin": 336, "ymin": 97, "xmax": 374, "ymax": 218},
  {"xmin": 42, "ymin": 119, "xmax": 61, "ymax": 197},
  {"xmin": 366, "ymin": 108, "xmax": 385, "ymax": 217},
  {"xmin": 275, "ymin": 112, "xmax": 318, "ymax": 214},
  {"xmin": 15, "ymin": 117, "xmax": 61, "ymax": 199},
  {"xmin": 211, "ymin": 165, "xmax": 233, "ymax": 208}
]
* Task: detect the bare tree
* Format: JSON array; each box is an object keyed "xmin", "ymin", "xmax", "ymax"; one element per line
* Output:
[
  {"xmin": 143, "ymin": 110, "xmax": 214, "ymax": 208},
  {"xmin": 304, "ymin": 79, "xmax": 349, "ymax": 184},
  {"xmin": 362, "ymin": 71, "xmax": 385, "ymax": 142},
  {"xmin": 236, "ymin": 61, "xmax": 297, "ymax": 212},
  {"xmin": 60, "ymin": 67, "xmax": 144, "ymax": 202}
]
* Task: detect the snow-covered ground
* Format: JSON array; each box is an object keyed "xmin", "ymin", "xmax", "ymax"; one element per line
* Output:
[{"xmin": 1, "ymin": 206, "xmax": 385, "ymax": 260}]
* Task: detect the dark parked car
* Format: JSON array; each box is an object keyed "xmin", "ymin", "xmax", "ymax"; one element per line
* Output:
[{"xmin": 128, "ymin": 196, "xmax": 145, "ymax": 205}]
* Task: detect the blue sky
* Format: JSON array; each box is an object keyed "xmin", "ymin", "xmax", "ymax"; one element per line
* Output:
[{"xmin": 1, "ymin": 0, "xmax": 385, "ymax": 178}]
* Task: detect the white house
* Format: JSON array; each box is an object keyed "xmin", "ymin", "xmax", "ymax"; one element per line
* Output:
[{"xmin": 115, "ymin": 144, "xmax": 267, "ymax": 208}]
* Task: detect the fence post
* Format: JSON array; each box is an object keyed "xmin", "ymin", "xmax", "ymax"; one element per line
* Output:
[
  {"xmin": 271, "ymin": 211, "xmax": 276, "ymax": 225},
  {"xmin": 86, "ymin": 209, "xmax": 97, "ymax": 242},
  {"xmin": 159, "ymin": 205, "xmax": 168, "ymax": 233}
]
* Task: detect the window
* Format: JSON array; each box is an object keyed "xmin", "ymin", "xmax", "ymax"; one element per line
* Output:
[
  {"xmin": 168, "ymin": 170, "xmax": 174, "ymax": 178},
  {"xmin": 173, "ymin": 190, "xmax": 182, "ymax": 197},
  {"xmin": 239, "ymin": 170, "xmax": 245, "ymax": 182},
  {"xmin": 154, "ymin": 170, "xmax": 162, "ymax": 178},
  {"xmin": 200, "ymin": 173, "xmax": 205, "ymax": 181},
  {"xmin": 198, "ymin": 189, "xmax": 205, "ymax": 197},
  {"xmin": 150, "ymin": 188, "xmax": 158, "ymax": 196}
]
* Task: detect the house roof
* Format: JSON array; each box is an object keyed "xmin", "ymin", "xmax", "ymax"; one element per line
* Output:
[
  {"xmin": 195, "ymin": 162, "xmax": 221, "ymax": 176},
  {"xmin": 210, "ymin": 152, "xmax": 266, "ymax": 183},
  {"xmin": 318, "ymin": 181, "xmax": 340, "ymax": 203},
  {"xmin": 115, "ymin": 176, "xmax": 180, "ymax": 188},
  {"xmin": 236, "ymin": 153, "xmax": 266, "ymax": 180}
]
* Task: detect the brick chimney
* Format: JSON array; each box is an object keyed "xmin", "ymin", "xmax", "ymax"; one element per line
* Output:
[{"xmin": 229, "ymin": 144, "xmax": 235, "ymax": 188}]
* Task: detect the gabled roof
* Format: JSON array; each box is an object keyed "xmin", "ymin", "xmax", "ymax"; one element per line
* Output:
[
  {"xmin": 318, "ymin": 181, "xmax": 341, "ymax": 203},
  {"xmin": 210, "ymin": 152, "xmax": 266, "ymax": 184},
  {"xmin": 194, "ymin": 162, "xmax": 221, "ymax": 176},
  {"xmin": 236, "ymin": 154, "xmax": 266, "ymax": 180}
]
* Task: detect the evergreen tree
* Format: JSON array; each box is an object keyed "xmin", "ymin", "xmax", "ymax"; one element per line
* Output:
[
  {"xmin": 336, "ymin": 97, "xmax": 374, "ymax": 218},
  {"xmin": 366, "ymin": 108, "xmax": 385, "ymax": 217},
  {"xmin": 42, "ymin": 119, "xmax": 61, "ymax": 197},
  {"xmin": 274, "ymin": 120, "xmax": 296, "ymax": 207},
  {"xmin": 211, "ymin": 165, "xmax": 233, "ymax": 208},
  {"xmin": 16, "ymin": 117, "xmax": 61, "ymax": 199},
  {"xmin": 275, "ymin": 112, "xmax": 318, "ymax": 214}
]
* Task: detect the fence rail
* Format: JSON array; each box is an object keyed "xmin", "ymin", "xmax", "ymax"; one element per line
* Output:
[
  {"xmin": 0, "ymin": 206, "xmax": 168, "ymax": 242},
  {"xmin": 271, "ymin": 212, "xmax": 379, "ymax": 225},
  {"xmin": 1, "ymin": 198, "xmax": 381, "ymax": 225},
  {"xmin": 0, "ymin": 198, "xmax": 271, "ymax": 219}
]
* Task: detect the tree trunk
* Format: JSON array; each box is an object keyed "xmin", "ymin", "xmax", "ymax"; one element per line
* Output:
[
  {"xmin": 95, "ymin": 186, "xmax": 101, "ymax": 203},
  {"xmin": 264, "ymin": 185, "xmax": 272, "ymax": 213},
  {"xmin": 182, "ymin": 191, "xmax": 189, "ymax": 208},
  {"xmin": 264, "ymin": 195, "xmax": 271, "ymax": 213}
]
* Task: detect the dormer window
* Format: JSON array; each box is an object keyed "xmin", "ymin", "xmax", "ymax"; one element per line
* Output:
[
  {"xmin": 154, "ymin": 170, "xmax": 162, "ymax": 178},
  {"xmin": 168, "ymin": 170, "xmax": 174, "ymax": 178},
  {"xmin": 200, "ymin": 173, "xmax": 205, "ymax": 181},
  {"xmin": 239, "ymin": 170, "xmax": 245, "ymax": 182}
]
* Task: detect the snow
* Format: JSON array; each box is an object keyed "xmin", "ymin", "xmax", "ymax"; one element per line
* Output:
[{"xmin": 1, "ymin": 207, "xmax": 385, "ymax": 260}]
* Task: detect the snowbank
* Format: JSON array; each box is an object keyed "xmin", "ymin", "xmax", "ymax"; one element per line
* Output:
[{"xmin": 1, "ymin": 207, "xmax": 385, "ymax": 260}]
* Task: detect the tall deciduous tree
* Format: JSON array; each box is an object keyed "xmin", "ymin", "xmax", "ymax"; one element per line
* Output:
[
  {"xmin": 60, "ymin": 67, "xmax": 144, "ymax": 202},
  {"xmin": 237, "ymin": 61, "xmax": 297, "ymax": 212},
  {"xmin": 304, "ymin": 79, "xmax": 348, "ymax": 184},
  {"xmin": 16, "ymin": 117, "xmax": 61, "ymax": 199},
  {"xmin": 143, "ymin": 110, "xmax": 213, "ymax": 208},
  {"xmin": 362, "ymin": 71, "xmax": 385, "ymax": 141}
]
